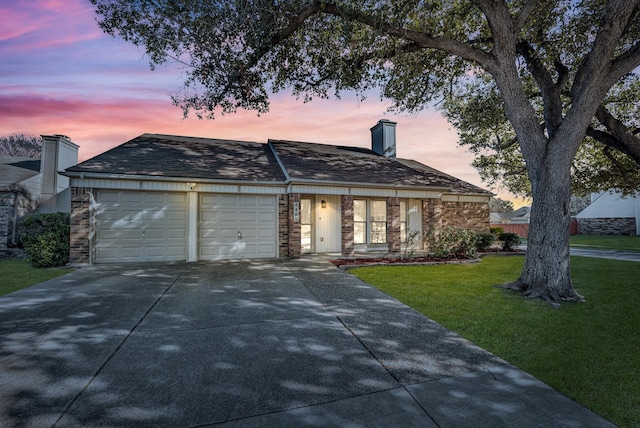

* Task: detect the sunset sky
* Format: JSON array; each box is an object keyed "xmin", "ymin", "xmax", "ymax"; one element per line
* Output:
[{"xmin": 1, "ymin": 0, "xmax": 524, "ymax": 204}]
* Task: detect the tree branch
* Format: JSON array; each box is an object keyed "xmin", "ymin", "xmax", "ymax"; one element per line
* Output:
[
  {"xmin": 318, "ymin": 1, "xmax": 495, "ymax": 69},
  {"xmin": 593, "ymin": 105, "xmax": 640, "ymax": 165},
  {"xmin": 516, "ymin": 41, "xmax": 563, "ymax": 137},
  {"xmin": 515, "ymin": 0, "xmax": 540, "ymax": 32}
]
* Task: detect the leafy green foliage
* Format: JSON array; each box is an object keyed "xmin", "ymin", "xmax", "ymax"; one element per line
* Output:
[
  {"xmin": 19, "ymin": 213, "xmax": 70, "ymax": 268},
  {"xmin": 489, "ymin": 197, "xmax": 514, "ymax": 213},
  {"xmin": 490, "ymin": 226, "xmax": 504, "ymax": 236},
  {"xmin": 498, "ymin": 232, "xmax": 521, "ymax": 251},
  {"xmin": 424, "ymin": 226, "xmax": 478, "ymax": 259},
  {"xmin": 475, "ymin": 232, "xmax": 496, "ymax": 251},
  {"xmin": 350, "ymin": 256, "xmax": 640, "ymax": 427}
]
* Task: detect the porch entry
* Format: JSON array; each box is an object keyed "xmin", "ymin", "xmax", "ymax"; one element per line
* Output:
[{"xmin": 301, "ymin": 195, "xmax": 341, "ymax": 253}]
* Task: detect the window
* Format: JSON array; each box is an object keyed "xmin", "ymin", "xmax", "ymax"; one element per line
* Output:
[
  {"xmin": 354, "ymin": 200, "xmax": 367, "ymax": 244},
  {"xmin": 301, "ymin": 199, "xmax": 312, "ymax": 252},
  {"xmin": 353, "ymin": 200, "xmax": 388, "ymax": 244},
  {"xmin": 370, "ymin": 201, "xmax": 387, "ymax": 243},
  {"xmin": 400, "ymin": 201, "xmax": 407, "ymax": 243}
]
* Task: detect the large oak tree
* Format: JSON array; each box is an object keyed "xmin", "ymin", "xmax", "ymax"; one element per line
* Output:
[{"xmin": 91, "ymin": 0, "xmax": 640, "ymax": 305}]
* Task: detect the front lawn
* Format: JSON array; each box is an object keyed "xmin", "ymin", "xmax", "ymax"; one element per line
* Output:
[
  {"xmin": 0, "ymin": 259, "xmax": 73, "ymax": 297},
  {"xmin": 570, "ymin": 234, "xmax": 640, "ymax": 251},
  {"xmin": 350, "ymin": 256, "xmax": 639, "ymax": 428}
]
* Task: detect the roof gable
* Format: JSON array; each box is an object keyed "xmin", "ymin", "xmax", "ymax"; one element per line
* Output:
[{"xmin": 67, "ymin": 134, "xmax": 287, "ymax": 182}]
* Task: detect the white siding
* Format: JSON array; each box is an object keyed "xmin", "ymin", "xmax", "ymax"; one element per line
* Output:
[{"xmin": 576, "ymin": 192, "xmax": 639, "ymax": 218}]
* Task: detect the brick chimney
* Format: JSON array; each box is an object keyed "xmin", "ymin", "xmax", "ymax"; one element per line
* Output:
[{"xmin": 370, "ymin": 119, "xmax": 397, "ymax": 159}]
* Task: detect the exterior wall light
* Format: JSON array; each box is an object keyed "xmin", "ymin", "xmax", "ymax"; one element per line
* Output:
[{"xmin": 321, "ymin": 200, "xmax": 326, "ymax": 208}]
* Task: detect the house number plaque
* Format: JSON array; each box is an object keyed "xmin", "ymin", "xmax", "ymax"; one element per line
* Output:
[{"xmin": 293, "ymin": 202, "xmax": 300, "ymax": 222}]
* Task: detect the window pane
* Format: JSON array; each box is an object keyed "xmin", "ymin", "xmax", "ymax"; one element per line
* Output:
[
  {"xmin": 354, "ymin": 222, "xmax": 366, "ymax": 244},
  {"xmin": 301, "ymin": 225, "xmax": 311, "ymax": 251},
  {"xmin": 371, "ymin": 222, "xmax": 387, "ymax": 243},
  {"xmin": 370, "ymin": 201, "xmax": 386, "ymax": 222},
  {"xmin": 300, "ymin": 199, "xmax": 311, "ymax": 224},
  {"xmin": 354, "ymin": 200, "xmax": 367, "ymax": 222}
]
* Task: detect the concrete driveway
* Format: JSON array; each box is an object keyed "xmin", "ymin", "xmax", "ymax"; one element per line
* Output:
[{"xmin": 0, "ymin": 258, "xmax": 614, "ymax": 427}]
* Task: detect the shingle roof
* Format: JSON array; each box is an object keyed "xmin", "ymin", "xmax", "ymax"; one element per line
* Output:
[
  {"xmin": 66, "ymin": 133, "xmax": 489, "ymax": 194},
  {"xmin": 0, "ymin": 157, "xmax": 41, "ymax": 187},
  {"xmin": 66, "ymin": 134, "xmax": 287, "ymax": 182},
  {"xmin": 269, "ymin": 140, "xmax": 490, "ymax": 194}
]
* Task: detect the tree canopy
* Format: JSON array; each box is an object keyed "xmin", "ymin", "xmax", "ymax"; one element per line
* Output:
[
  {"xmin": 91, "ymin": 0, "xmax": 640, "ymax": 305},
  {"xmin": 0, "ymin": 134, "xmax": 42, "ymax": 157}
]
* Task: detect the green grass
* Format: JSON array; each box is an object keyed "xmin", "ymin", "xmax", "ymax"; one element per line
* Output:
[
  {"xmin": 570, "ymin": 234, "xmax": 640, "ymax": 251},
  {"xmin": 350, "ymin": 256, "xmax": 640, "ymax": 428},
  {"xmin": 0, "ymin": 259, "xmax": 73, "ymax": 297}
]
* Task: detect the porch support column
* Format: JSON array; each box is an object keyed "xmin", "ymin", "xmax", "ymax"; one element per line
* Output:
[
  {"xmin": 288, "ymin": 193, "xmax": 301, "ymax": 259},
  {"xmin": 422, "ymin": 198, "xmax": 443, "ymax": 250},
  {"xmin": 387, "ymin": 197, "xmax": 401, "ymax": 254},
  {"xmin": 341, "ymin": 195, "xmax": 354, "ymax": 256}
]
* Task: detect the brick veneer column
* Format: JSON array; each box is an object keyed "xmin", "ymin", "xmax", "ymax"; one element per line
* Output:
[
  {"xmin": 341, "ymin": 195, "xmax": 354, "ymax": 256},
  {"xmin": 287, "ymin": 193, "xmax": 301, "ymax": 259},
  {"xmin": 278, "ymin": 195, "xmax": 289, "ymax": 257},
  {"xmin": 0, "ymin": 197, "xmax": 10, "ymax": 257},
  {"xmin": 69, "ymin": 187, "xmax": 92, "ymax": 265},
  {"xmin": 387, "ymin": 197, "xmax": 401, "ymax": 254}
]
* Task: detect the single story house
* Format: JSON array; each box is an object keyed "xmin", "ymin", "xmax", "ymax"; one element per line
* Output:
[
  {"xmin": 0, "ymin": 135, "xmax": 78, "ymax": 255},
  {"xmin": 64, "ymin": 120, "xmax": 491, "ymax": 264},
  {"xmin": 575, "ymin": 190, "xmax": 640, "ymax": 235}
]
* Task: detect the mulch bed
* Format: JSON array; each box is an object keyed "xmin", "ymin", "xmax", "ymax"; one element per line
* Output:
[{"xmin": 328, "ymin": 250, "xmax": 525, "ymax": 268}]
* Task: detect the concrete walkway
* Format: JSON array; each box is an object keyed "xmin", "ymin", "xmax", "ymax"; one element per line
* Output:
[
  {"xmin": 0, "ymin": 259, "xmax": 615, "ymax": 427},
  {"xmin": 570, "ymin": 246, "xmax": 640, "ymax": 262}
]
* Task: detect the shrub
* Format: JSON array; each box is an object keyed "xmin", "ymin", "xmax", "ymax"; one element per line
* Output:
[
  {"xmin": 499, "ymin": 232, "xmax": 521, "ymax": 251},
  {"xmin": 18, "ymin": 212, "xmax": 70, "ymax": 268},
  {"xmin": 490, "ymin": 226, "xmax": 504, "ymax": 236},
  {"xmin": 425, "ymin": 226, "xmax": 479, "ymax": 259},
  {"xmin": 476, "ymin": 232, "xmax": 497, "ymax": 251}
]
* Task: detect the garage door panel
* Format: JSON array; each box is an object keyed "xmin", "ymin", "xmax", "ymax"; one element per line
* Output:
[
  {"xmin": 95, "ymin": 191, "xmax": 187, "ymax": 263},
  {"xmin": 199, "ymin": 194, "xmax": 277, "ymax": 260}
]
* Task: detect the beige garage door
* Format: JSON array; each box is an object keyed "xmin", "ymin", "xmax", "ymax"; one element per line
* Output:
[
  {"xmin": 95, "ymin": 190, "xmax": 188, "ymax": 263},
  {"xmin": 199, "ymin": 194, "xmax": 277, "ymax": 260}
]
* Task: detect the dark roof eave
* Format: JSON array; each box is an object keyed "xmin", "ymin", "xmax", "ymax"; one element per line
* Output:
[
  {"xmin": 286, "ymin": 177, "xmax": 451, "ymax": 192},
  {"xmin": 64, "ymin": 171, "xmax": 287, "ymax": 186}
]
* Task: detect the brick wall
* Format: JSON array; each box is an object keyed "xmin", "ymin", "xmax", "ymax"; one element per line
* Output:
[
  {"xmin": 69, "ymin": 187, "xmax": 92, "ymax": 264},
  {"xmin": 386, "ymin": 197, "xmax": 401, "ymax": 253},
  {"xmin": 0, "ymin": 195, "xmax": 10, "ymax": 257},
  {"xmin": 442, "ymin": 201, "xmax": 490, "ymax": 232},
  {"xmin": 341, "ymin": 195, "xmax": 354, "ymax": 256},
  {"xmin": 287, "ymin": 193, "xmax": 301, "ymax": 259},
  {"xmin": 278, "ymin": 195, "xmax": 289, "ymax": 258},
  {"xmin": 577, "ymin": 218, "xmax": 636, "ymax": 236}
]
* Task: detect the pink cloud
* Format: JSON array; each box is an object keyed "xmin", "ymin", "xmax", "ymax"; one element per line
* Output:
[{"xmin": 0, "ymin": 0, "xmax": 102, "ymax": 51}]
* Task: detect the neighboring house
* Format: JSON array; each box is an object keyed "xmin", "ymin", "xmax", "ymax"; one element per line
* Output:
[
  {"xmin": 64, "ymin": 120, "xmax": 491, "ymax": 264},
  {"xmin": 0, "ymin": 135, "xmax": 79, "ymax": 255},
  {"xmin": 576, "ymin": 190, "xmax": 640, "ymax": 235}
]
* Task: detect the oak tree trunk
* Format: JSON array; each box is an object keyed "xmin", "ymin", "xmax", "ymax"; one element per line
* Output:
[{"xmin": 503, "ymin": 158, "xmax": 585, "ymax": 307}]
